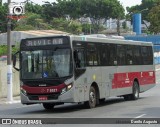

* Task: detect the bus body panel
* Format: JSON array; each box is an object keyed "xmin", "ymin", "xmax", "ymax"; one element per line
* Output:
[
  {"xmin": 73, "ymin": 73, "xmax": 86, "ymax": 102},
  {"xmin": 101, "ymin": 66, "xmax": 117, "ymax": 97}
]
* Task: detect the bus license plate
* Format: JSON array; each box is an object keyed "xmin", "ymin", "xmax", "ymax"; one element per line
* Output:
[{"xmin": 39, "ymin": 96, "xmax": 48, "ymax": 100}]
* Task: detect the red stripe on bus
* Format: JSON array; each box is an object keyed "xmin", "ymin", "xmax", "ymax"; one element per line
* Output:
[
  {"xmin": 22, "ymin": 83, "xmax": 66, "ymax": 94},
  {"xmin": 112, "ymin": 71, "xmax": 155, "ymax": 89}
]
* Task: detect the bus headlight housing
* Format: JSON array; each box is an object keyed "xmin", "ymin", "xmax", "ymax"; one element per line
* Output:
[
  {"xmin": 20, "ymin": 87, "xmax": 27, "ymax": 95},
  {"xmin": 61, "ymin": 83, "xmax": 73, "ymax": 95}
]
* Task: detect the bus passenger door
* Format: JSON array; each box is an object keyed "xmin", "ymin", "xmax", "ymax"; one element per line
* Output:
[
  {"xmin": 101, "ymin": 44, "xmax": 117, "ymax": 98},
  {"xmin": 73, "ymin": 42, "xmax": 86, "ymax": 102}
]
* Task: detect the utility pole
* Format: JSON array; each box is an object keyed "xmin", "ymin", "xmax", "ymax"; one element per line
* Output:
[{"xmin": 7, "ymin": 0, "xmax": 13, "ymax": 102}]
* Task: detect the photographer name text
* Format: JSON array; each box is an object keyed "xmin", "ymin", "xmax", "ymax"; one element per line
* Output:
[{"xmin": 131, "ymin": 119, "xmax": 158, "ymax": 124}]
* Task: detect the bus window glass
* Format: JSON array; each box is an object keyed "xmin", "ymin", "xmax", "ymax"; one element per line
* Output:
[
  {"xmin": 133, "ymin": 46, "xmax": 141, "ymax": 65},
  {"xmin": 101, "ymin": 44, "xmax": 109, "ymax": 66},
  {"xmin": 109, "ymin": 44, "xmax": 117, "ymax": 66},
  {"xmin": 87, "ymin": 43, "xmax": 99, "ymax": 66},
  {"xmin": 141, "ymin": 46, "xmax": 153, "ymax": 65},
  {"xmin": 21, "ymin": 49, "xmax": 72, "ymax": 79},
  {"xmin": 147, "ymin": 46, "xmax": 153, "ymax": 64},
  {"xmin": 141, "ymin": 46, "xmax": 148, "ymax": 65},
  {"xmin": 126, "ymin": 45, "xmax": 133, "ymax": 65},
  {"xmin": 117, "ymin": 45, "xmax": 126, "ymax": 65},
  {"xmin": 74, "ymin": 49, "xmax": 85, "ymax": 68}
]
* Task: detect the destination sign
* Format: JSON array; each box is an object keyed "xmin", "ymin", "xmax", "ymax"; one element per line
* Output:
[{"xmin": 26, "ymin": 38, "xmax": 63, "ymax": 46}]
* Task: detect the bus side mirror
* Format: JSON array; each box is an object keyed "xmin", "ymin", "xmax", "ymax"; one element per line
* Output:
[{"xmin": 13, "ymin": 51, "xmax": 20, "ymax": 71}]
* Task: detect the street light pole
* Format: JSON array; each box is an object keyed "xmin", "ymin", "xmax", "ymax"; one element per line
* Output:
[{"xmin": 7, "ymin": 0, "xmax": 13, "ymax": 102}]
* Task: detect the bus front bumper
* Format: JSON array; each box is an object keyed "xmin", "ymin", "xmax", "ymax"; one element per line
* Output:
[{"xmin": 20, "ymin": 89, "xmax": 75, "ymax": 105}]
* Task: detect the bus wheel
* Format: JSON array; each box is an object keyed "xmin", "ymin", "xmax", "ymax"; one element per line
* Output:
[
  {"xmin": 85, "ymin": 86, "xmax": 97, "ymax": 108},
  {"xmin": 131, "ymin": 81, "xmax": 139, "ymax": 100},
  {"xmin": 43, "ymin": 103, "xmax": 55, "ymax": 110}
]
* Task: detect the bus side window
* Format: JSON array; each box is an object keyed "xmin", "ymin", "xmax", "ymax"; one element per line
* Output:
[
  {"xmin": 100, "ymin": 44, "xmax": 109, "ymax": 66},
  {"xmin": 109, "ymin": 44, "xmax": 117, "ymax": 66},
  {"xmin": 147, "ymin": 46, "xmax": 153, "ymax": 64},
  {"xmin": 126, "ymin": 45, "xmax": 133, "ymax": 65},
  {"xmin": 87, "ymin": 43, "xmax": 99, "ymax": 66},
  {"xmin": 74, "ymin": 49, "xmax": 85, "ymax": 69},
  {"xmin": 141, "ymin": 46, "xmax": 153, "ymax": 65},
  {"xmin": 141, "ymin": 46, "xmax": 148, "ymax": 65},
  {"xmin": 117, "ymin": 45, "xmax": 126, "ymax": 65},
  {"xmin": 133, "ymin": 46, "xmax": 141, "ymax": 65}
]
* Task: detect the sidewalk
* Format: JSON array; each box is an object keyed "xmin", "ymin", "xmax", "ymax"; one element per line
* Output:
[{"xmin": 0, "ymin": 96, "xmax": 20, "ymax": 105}]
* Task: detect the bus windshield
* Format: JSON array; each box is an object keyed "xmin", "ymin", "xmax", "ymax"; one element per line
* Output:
[{"xmin": 21, "ymin": 48, "xmax": 72, "ymax": 79}]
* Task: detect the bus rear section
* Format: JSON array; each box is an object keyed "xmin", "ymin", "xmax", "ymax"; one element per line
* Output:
[{"xmin": 72, "ymin": 36, "xmax": 156, "ymax": 107}]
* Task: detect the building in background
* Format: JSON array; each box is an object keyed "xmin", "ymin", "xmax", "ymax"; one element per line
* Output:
[{"xmin": 0, "ymin": 30, "xmax": 68, "ymax": 46}]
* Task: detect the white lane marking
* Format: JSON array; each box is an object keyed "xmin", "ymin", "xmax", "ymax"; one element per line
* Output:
[
  {"xmin": 131, "ymin": 114, "xmax": 146, "ymax": 122},
  {"xmin": 156, "ymin": 68, "xmax": 160, "ymax": 71},
  {"xmin": 134, "ymin": 114, "xmax": 146, "ymax": 119}
]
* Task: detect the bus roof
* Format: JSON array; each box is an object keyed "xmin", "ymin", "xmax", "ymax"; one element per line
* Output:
[
  {"xmin": 21, "ymin": 34, "xmax": 153, "ymax": 47},
  {"xmin": 71, "ymin": 35, "xmax": 153, "ymax": 46}
]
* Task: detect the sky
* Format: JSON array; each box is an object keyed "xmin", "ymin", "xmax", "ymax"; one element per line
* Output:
[
  {"xmin": 3, "ymin": 0, "xmax": 142, "ymax": 7},
  {"xmin": 118, "ymin": 0, "xmax": 141, "ymax": 8},
  {"xmin": 3, "ymin": 0, "xmax": 142, "ymax": 10}
]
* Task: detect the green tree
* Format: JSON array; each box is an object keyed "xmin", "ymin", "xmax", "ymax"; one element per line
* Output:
[
  {"xmin": 57, "ymin": 0, "xmax": 81, "ymax": 19},
  {"xmin": 14, "ymin": 25, "xmax": 35, "ymax": 31},
  {"xmin": 25, "ymin": 2, "xmax": 42, "ymax": 14},
  {"xmin": 12, "ymin": 42, "xmax": 20, "ymax": 54},
  {"xmin": 80, "ymin": 0, "xmax": 124, "ymax": 34},
  {"xmin": 54, "ymin": 0, "xmax": 124, "ymax": 34},
  {"xmin": 51, "ymin": 18, "xmax": 69, "ymax": 31},
  {"xmin": 127, "ymin": 0, "xmax": 159, "ymax": 21},
  {"xmin": 14, "ymin": 13, "xmax": 52, "ymax": 31},
  {"xmin": 0, "ymin": 44, "xmax": 19, "ymax": 56},
  {"xmin": 0, "ymin": 3, "xmax": 7, "ymax": 32},
  {"xmin": 148, "ymin": 4, "xmax": 160, "ymax": 34},
  {"xmin": 51, "ymin": 18, "xmax": 82, "ymax": 34},
  {"xmin": 0, "ymin": 45, "xmax": 7, "ymax": 56},
  {"xmin": 68, "ymin": 20, "xmax": 82, "ymax": 34},
  {"xmin": 0, "ymin": 0, "xmax": 2, "ymax": 6},
  {"xmin": 42, "ymin": 1, "xmax": 61, "ymax": 23},
  {"xmin": 82, "ymin": 24, "xmax": 92, "ymax": 34},
  {"xmin": 126, "ymin": 0, "xmax": 160, "ymax": 34}
]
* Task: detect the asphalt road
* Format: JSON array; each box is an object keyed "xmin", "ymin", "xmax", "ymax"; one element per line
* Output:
[{"xmin": 0, "ymin": 70, "xmax": 160, "ymax": 126}]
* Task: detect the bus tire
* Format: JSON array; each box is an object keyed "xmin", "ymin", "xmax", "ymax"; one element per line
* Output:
[
  {"xmin": 85, "ymin": 86, "xmax": 97, "ymax": 108},
  {"xmin": 43, "ymin": 103, "xmax": 55, "ymax": 110},
  {"xmin": 131, "ymin": 81, "xmax": 139, "ymax": 100}
]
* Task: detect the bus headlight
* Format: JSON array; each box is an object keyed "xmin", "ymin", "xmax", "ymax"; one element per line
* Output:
[
  {"xmin": 61, "ymin": 83, "xmax": 73, "ymax": 95},
  {"xmin": 67, "ymin": 84, "xmax": 72, "ymax": 90}
]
